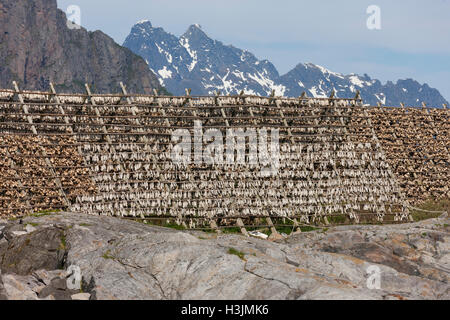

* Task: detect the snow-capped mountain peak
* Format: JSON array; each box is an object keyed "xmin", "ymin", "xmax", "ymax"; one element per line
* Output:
[
  {"xmin": 135, "ymin": 19, "xmax": 152, "ymax": 27},
  {"xmin": 123, "ymin": 21, "xmax": 449, "ymax": 106}
]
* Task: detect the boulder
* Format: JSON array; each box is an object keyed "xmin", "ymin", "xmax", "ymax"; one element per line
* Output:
[
  {"xmin": 0, "ymin": 226, "xmax": 67, "ymax": 275},
  {"xmin": 71, "ymin": 293, "xmax": 91, "ymax": 300}
]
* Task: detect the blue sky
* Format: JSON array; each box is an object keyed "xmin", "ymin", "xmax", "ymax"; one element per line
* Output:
[{"xmin": 57, "ymin": 0, "xmax": 450, "ymax": 101}]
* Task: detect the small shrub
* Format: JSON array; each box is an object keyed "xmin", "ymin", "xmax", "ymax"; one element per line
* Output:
[
  {"xmin": 228, "ymin": 248, "xmax": 245, "ymax": 260},
  {"xmin": 102, "ymin": 250, "xmax": 114, "ymax": 260}
]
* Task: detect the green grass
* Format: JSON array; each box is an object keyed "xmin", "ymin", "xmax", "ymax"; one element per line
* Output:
[
  {"xmin": 136, "ymin": 217, "xmax": 325, "ymax": 237},
  {"xmin": 228, "ymin": 248, "xmax": 245, "ymax": 260},
  {"xmin": 161, "ymin": 221, "xmax": 186, "ymax": 230},
  {"xmin": 222, "ymin": 227, "xmax": 242, "ymax": 234},
  {"xmin": 411, "ymin": 199, "xmax": 449, "ymax": 221},
  {"xmin": 327, "ymin": 215, "xmax": 347, "ymax": 224},
  {"xmin": 79, "ymin": 223, "xmax": 92, "ymax": 227},
  {"xmin": 300, "ymin": 226, "xmax": 320, "ymax": 232},
  {"xmin": 60, "ymin": 233, "xmax": 67, "ymax": 250},
  {"xmin": 102, "ymin": 250, "xmax": 114, "ymax": 260},
  {"xmin": 31, "ymin": 209, "xmax": 61, "ymax": 218},
  {"xmin": 144, "ymin": 220, "xmax": 186, "ymax": 230},
  {"xmin": 275, "ymin": 226, "xmax": 295, "ymax": 235}
]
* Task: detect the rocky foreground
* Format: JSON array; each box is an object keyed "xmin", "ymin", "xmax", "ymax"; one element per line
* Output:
[{"xmin": 0, "ymin": 212, "xmax": 449, "ymax": 300}]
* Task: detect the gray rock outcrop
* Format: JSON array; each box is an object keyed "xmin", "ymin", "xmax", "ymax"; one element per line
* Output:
[
  {"xmin": 0, "ymin": 212, "xmax": 448, "ymax": 300},
  {"xmin": 0, "ymin": 0, "xmax": 164, "ymax": 94}
]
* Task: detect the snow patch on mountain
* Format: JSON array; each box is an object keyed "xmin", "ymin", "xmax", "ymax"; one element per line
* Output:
[
  {"xmin": 247, "ymin": 71, "xmax": 285, "ymax": 96},
  {"xmin": 308, "ymin": 63, "xmax": 344, "ymax": 80},
  {"xmin": 349, "ymin": 75, "xmax": 365, "ymax": 87},
  {"xmin": 179, "ymin": 37, "xmax": 197, "ymax": 72},
  {"xmin": 158, "ymin": 66, "xmax": 172, "ymax": 79},
  {"xmin": 375, "ymin": 93, "xmax": 387, "ymax": 105}
]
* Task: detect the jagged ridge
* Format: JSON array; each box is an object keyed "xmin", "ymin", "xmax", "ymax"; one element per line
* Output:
[
  {"xmin": 0, "ymin": 0, "xmax": 164, "ymax": 94},
  {"xmin": 124, "ymin": 21, "xmax": 449, "ymax": 106}
]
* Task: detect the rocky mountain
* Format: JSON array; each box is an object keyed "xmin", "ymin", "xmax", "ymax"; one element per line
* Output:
[
  {"xmin": 0, "ymin": 0, "xmax": 164, "ymax": 94},
  {"xmin": 124, "ymin": 21, "xmax": 282, "ymax": 97},
  {"xmin": 124, "ymin": 21, "xmax": 449, "ymax": 106},
  {"xmin": 278, "ymin": 64, "xmax": 448, "ymax": 106}
]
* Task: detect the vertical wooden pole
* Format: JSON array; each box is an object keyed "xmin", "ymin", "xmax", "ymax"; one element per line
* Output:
[
  {"xmin": 152, "ymin": 87, "xmax": 187, "ymax": 228},
  {"xmin": 119, "ymin": 82, "xmax": 149, "ymax": 221},
  {"xmin": 265, "ymin": 217, "xmax": 279, "ymax": 236},
  {"xmin": 275, "ymin": 98, "xmax": 300, "ymax": 231},
  {"xmin": 152, "ymin": 88, "xmax": 171, "ymax": 127},
  {"xmin": 85, "ymin": 83, "xmax": 121, "ymax": 216},
  {"xmin": 216, "ymin": 91, "xmax": 230, "ymax": 127},
  {"xmin": 4, "ymin": 149, "xmax": 33, "ymax": 215},
  {"xmin": 363, "ymin": 99, "xmax": 412, "ymax": 221},
  {"xmin": 236, "ymin": 218, "xmax": 249, "ymax": 237},
  {"xmin": 331, "ymin": 96, "xmax": 354, "ymax": 222},
  {"xmin": 13, "ymin": 81, "xmax": 70, "ymax": 208},
  {"xmin": 50, "ymin": 82, "xmax": 96, "ymax": 212}
]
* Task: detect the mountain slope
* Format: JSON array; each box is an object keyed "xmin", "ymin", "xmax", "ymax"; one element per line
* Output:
[
  {"xmin": 124, "ymin": 21, "xmax": 284, "ymax": 96},
  {"xmin": 124, "ymin": 21, "xmax": 449, "ymax": 106},
  {"xmin": 0, "ymin": 0, "xmax": 164, "ymax": 94},
  {"xmin": 278, "ymin": 63, "xmax": 448, "ymax": 106}
]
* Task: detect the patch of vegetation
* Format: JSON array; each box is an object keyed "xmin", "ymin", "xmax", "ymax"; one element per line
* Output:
[
  {"xmin": 27, "ymin": 222, "xmax": 39, "ymax": 227},
  {"xmin": 222, "ymin": 227, "xmax": 242, "ymax": 234},
  {"xmin": 142, "ymin": 219, "xmax": 188, "ymax": 230},
  {"xmin": 102, "ymin": 249, "xmax": 114, "ymax": 260},
  {"xmin": 275, "ymin": 226, "xmax": 295, "ymax": 235},
  {"xmin": 139, "ymin": 218, "xmax": 219, "ymax": 234},
  {"xmin": 300, "ymin": 226, "xmax": 319, "ymax": 232},
  {"xmin": 79, "ymin": 223, "xmax": 92, "ymax": 227},
  {"xmin": 227, "ymin": 248, "xmax": 245, "ymax": 260},
  {"xmin": 411, "ymin": 199, "xmax": 449, "ymax": 221},
  {"xmin": 32, "ymin": 209, "xmax": 61, "ymax": 218},
  {"xmin": 136, "ymin": 217, "xmax": 325, "ymax": 237},
  {"xmin": 327, "ymin": 215, "xmax": 347, "ymax": 224},
  {"xmin": 60, "ymin": 233, "xmax": 67, "ymax": 250}
]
